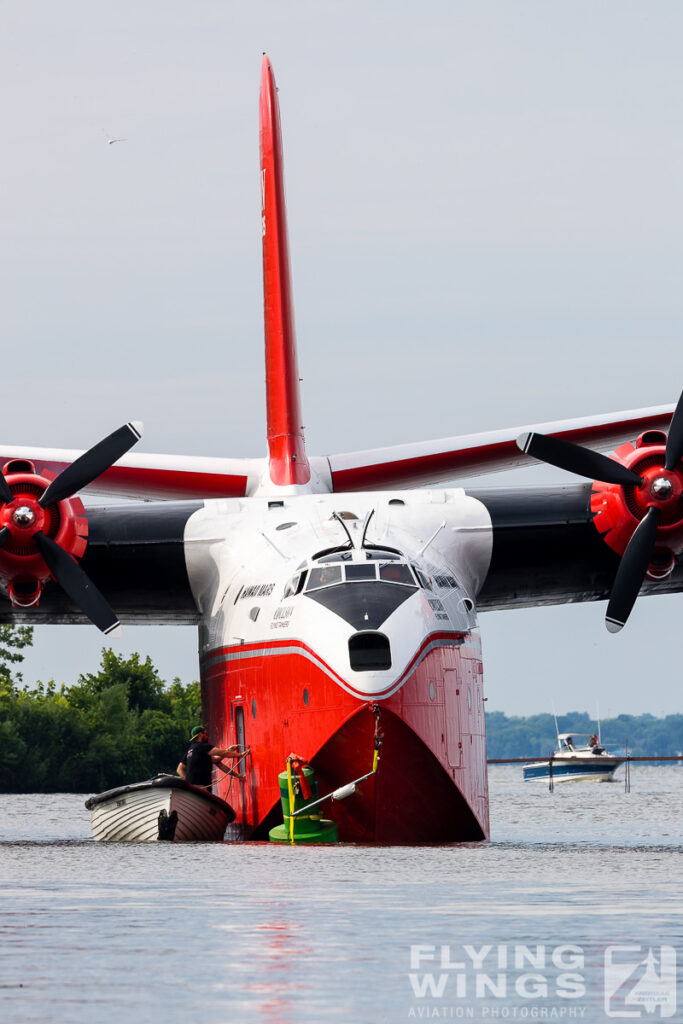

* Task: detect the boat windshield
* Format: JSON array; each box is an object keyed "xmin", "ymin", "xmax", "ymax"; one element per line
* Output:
[{"xmin": 558, "ymin": 734, "xmax": 605, "ymax": 753}]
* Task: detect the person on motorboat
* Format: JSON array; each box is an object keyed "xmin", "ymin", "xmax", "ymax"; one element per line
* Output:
[
  {"xmin": 565, "ymin": 736, "xmax": 575, "ymax": 751},
  {"xmin": 589, "ymin": 734, "xmax": 605, "ymax": 754},
  {"xmin": 177, "ymin": 725, "xmax": 244, "ymax": 788}
]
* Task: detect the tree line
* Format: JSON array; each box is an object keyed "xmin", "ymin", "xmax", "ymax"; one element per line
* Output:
[
  {"xmin": 485, "ymin": 709, "xmax": 683, "ymax": 760},
  {"xmin": 0, "ymin": 626, "xmax": 201, "ymax": 793}
]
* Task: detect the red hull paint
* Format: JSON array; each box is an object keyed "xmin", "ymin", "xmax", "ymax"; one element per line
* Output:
[
  {"xmin": 202, "ymin": 637, "xmax": 489, "ymax": 843},
  {"xmin": 260, "ymin": 56, "xmax": 310, "ymax": 487}
]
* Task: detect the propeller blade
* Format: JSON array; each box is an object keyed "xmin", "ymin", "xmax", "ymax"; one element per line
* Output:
[
  {"xmin": 517, "ymin": 432, "xmax": 642, "ymax": 487},
  {"xmin": 665, "ymin": 390, "xmax": 683, "ymax": 471},
  {"xmin": 34, "ymin": 531, "xmax": 122, "ymax": 636},
  {"xmin": 605, "ymin": 506, "xmax": 660, "ymax": 633},
  {"xmin": 38, "ymin": 421, "xmax": 143, "ymax": 507},
  {"xmin": 0, "ymin": 468, "xmax": 13, "ymax": 505}
]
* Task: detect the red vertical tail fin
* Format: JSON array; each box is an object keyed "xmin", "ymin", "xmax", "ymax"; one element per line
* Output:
[{"xmin": 260, "ymin": 55, "xmax": 310, "ymax": 486}]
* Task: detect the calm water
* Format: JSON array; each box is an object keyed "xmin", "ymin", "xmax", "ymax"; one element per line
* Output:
[{"xmin": 1, "ymin": 766, "xmax": 681, "ymax": 1023}]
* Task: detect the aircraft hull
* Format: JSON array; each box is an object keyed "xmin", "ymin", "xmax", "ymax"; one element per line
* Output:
[{"xmin": 201, "ymin": 635, "xmax": 489, "ymax": 843}]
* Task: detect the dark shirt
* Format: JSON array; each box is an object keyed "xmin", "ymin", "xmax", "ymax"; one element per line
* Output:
[{"xmin": 182, "ymin": 740, "xmax": 214, "ymax": 786}]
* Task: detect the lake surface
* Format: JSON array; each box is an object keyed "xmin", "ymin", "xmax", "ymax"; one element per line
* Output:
[{"xmin": 1, "ymin": 766, "xmax": 681, "ymax": 1023}]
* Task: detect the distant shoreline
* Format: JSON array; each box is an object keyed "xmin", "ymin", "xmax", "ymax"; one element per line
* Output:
[{"xmin": 485, "ymin": 709, "xmax": 683, "ymax": 760}]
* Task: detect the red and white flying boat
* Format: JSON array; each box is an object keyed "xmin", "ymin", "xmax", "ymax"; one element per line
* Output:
[{"xmin": 1, "ymin": 57, "xmax": 682, "ymax": 841}]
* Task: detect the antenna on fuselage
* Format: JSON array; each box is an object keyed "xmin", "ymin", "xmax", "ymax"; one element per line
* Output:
[
  {"xmin": 360, "ymin": 509, "xmax": 375, "ymax": 549},
  {"xmin": 417, "ymin": 520, "xmax": 446, "ymax": 557},
  {"xmin": 331, "ymin": 511, "xmax": 355, "ymax": 549}
]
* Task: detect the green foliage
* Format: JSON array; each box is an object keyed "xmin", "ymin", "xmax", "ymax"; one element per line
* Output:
[
  {"xmin": 0, "ymin": 624, "xmax": 34, "ymax": 685},
  {"xmin": 486, "ymin": 709, "xmax": 683, "ymax": 759},
  {"xmin": 0, "ymin": 648, "xmax": 202, "ymax": 794}
]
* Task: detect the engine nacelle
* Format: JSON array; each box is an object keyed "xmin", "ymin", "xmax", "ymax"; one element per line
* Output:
[
  {"xmin": 591, "ymin": 432, "xmax": 683, "ymax": 580},
  {"xmin": 0, "ymin": 460, "xmax": 88, "ymax": 607}
]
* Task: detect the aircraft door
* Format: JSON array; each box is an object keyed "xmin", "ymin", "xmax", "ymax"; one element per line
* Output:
[
  {"xmin": 234, "ymin": 703, "xmax": 247, "ymax": 817},
  {"xmin": 444, "ymin": 668, "xmax": 462, "ymax": 768},
  {"xmin": 235, "ymin": 705, "xmax": 246, "ymax": 772}
]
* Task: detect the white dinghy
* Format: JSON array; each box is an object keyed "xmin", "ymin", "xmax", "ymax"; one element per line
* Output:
[{"xmin": 85, "ymin": 774, "xmax": 236, "ymax": 842}]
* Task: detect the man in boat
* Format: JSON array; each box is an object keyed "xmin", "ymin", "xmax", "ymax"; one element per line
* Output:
[
  {"xmin": 177, "ymin": 725, "xmax": 244, "ymax": 789},
  {"xmin": 589, "ymin": 734, "xmax": 605, "ymax": 754}
]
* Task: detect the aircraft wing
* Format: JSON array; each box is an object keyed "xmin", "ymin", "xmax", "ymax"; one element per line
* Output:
[
  {"xmin": 0, "ymin": 406, "xmax": 673, "ymax": 501},
  {"xmin": 326, "ymin": 405, "xmax": 674, "ymax": 490},
  {"xmin": 0, "ymin": 448, "xmax": 263, "ymax": 500},
  {"xmin": 470, "ymin": 482, "xmax": 683, "ymax": 612}
]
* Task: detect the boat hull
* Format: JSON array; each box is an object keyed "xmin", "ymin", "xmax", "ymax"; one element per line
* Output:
[
  {"xmin": 523, "ymin": 758, "xmax": 624, "ymax": 783},
  {"xmin": 85, "ymin": 776, "xmax": 235, "ymax": 842}
]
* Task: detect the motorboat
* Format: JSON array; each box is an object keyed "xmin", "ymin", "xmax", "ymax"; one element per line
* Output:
[
  {"xmin": 85, "ymin": 773, "xmax": 236, "ymax": 841},
  {"xmin": 523, "ymin": 733, "xmax": 625, "ymax": 783}
]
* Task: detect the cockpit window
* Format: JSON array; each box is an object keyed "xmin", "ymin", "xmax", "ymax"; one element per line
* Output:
[
  {"xmin": 413, "ymin": 567, "xmax": 432, "ymax": 590},
  {"xmin": 304, "ymin": 561, "xmax": 420, "ymax": 591},
  {"xmin": 306, "ymin": 565, "xmax": 343, "ymax": 591},
  {"xmin": 283, "ymin": 571, "xmax": 307, "ymax": 599},
  {"xmin": 344, "ymin": 564, "xmax": 377, "ymax": 581},
  {"xmin": 379, "ymin": 563, "xmax": 415, "ymax": 586}
]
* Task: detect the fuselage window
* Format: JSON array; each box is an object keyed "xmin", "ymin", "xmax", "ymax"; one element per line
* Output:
[
  {"xmin": 378, "ymin": 563, "xmax": 415, "ymax": 586},
  {"xmin": 306, "ymin": 565, "xmax": 343, "ymax": 590}
]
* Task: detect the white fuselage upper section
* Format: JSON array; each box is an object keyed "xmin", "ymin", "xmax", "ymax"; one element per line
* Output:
[{"xmin": 184, "ymin": 490, "xmax": 493, "ymax": 699}]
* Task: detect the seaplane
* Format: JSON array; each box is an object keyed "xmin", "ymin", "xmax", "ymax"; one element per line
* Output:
[{"xmin": 1, "ymin": 56, "xmax": 682, "ymax": 842}]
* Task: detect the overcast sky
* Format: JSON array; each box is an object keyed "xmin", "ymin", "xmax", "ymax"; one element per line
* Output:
[{"xmin": 2, "ymin": 3, "xmax": 683, "ymax": 718}]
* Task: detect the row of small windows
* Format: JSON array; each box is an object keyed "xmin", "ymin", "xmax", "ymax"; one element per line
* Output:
[{"xmin": 283, "ymin": 562, "xmax": 436, "ymax": 599}]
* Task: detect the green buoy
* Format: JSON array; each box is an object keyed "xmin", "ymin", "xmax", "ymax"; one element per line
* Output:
[{"xmin": 269, "ymin": 762, "xmax": 338, "ymax": 844}]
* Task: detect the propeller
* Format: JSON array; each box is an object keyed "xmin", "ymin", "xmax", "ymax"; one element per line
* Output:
[
  {"xmin": 0, "ymin": 421, "xmax": 142, "ymax": 634},
  {"xmin": 517, "ymin": 431, "xmax": 643, "ymax": 487},
  {"xmin": 665, "ymin": 390, "xmax": 683, "ymax": 471},
  {"xmin": 518, "ymin": 394, "xmax": 683, "ymax": 632},
  {"xmin": 39, "ymin": 421, "xmax": 142, "ymax": 507},
  {"xmin": 605, "ymin": 506, "xmax": 660, "ymax": 632},
  {"xmin": 0, "ymin": 469, "xmax": 14, "ymax": 505},
  {"xmin": 33, "ymin": 532, "xmax": 122, "ymax": 636}
]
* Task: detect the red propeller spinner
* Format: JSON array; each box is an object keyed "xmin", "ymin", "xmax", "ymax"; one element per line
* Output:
[
  {"xmin": 0, "ymin": 463, "xmax": 88, "ymax": 609},
  {"xmin": 517, "ymin": 391, "xmax": 683, "ymax": 632},
  {"xmin": 0, "ymin": 421, "xmax": 142, "ymax": 635}
]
